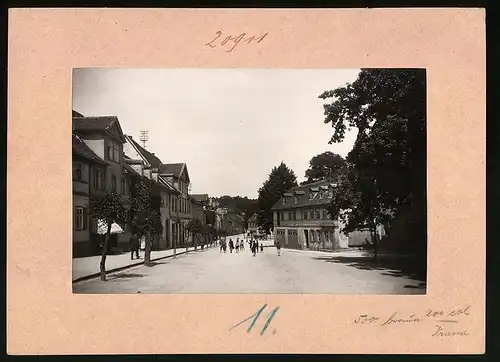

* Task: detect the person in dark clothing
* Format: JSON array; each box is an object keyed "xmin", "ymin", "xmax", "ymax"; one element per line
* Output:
[
  {"xmin": 251, "ymin": 239, "xmax": 257, "ymax": 256},
  {"xmin": 229, "ymin": 239, "xmax": 234, "ymax": 253},
  {"xmin": 129, "ymin": 234, "xmax": 140, "ymax": 260},
  {"xmin": 260, "ymin": 243, "xmax": 264, "ymax": 252}
]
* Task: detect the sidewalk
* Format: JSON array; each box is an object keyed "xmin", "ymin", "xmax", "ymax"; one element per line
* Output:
[
  {"xmin": 72, "ymin": 245, "xmax": 215, "ymax": 282},
  {"xmin": 282, "ymin": 247, "xmax": 368, "ymax": 258}
]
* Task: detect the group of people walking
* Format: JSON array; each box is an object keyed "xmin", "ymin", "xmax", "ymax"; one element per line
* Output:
[{"xmin": 219, "ymin": 236, "xmax": 268, "ymax": 256}]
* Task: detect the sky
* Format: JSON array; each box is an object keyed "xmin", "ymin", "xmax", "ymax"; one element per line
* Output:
[{"xmin": 72, "ymin": 68, "xmax": 360, "ymax": 198}]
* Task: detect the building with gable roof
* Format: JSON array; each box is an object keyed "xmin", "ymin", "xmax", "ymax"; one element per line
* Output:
[
  {"xmin": 247, "ymin": 213, "xmax": 259, "ymax": 237},
  {"xmin": 72, "ymin": 133, "xmax": 110, "ymax": 257},
  {"xmin": 123, "ymin": 135, "xmax": 184, "ymax": 250},
  {"xmin": 73, "ymin": 114, "xmax": 137, "ymax": 255},
  {"xmin": 271, "ymin": 179, "xmax": 375, "ymax": 250}
]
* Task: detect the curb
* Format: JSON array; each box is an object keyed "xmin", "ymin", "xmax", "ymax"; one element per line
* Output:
[{"xmin": 72, "ymin": 247, "xmax": 206, "ymax": 283}]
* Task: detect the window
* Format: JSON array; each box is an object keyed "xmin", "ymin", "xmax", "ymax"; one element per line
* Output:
[
  {"xmin": 280, "ymin": 212, "xmax": 284, "ymax": 221},
  {"xmin": 288, "ymin": 212, "xmax": 292, "ymax": 220},
  {"xmin": 292, "ymin": 211, "xmax": 296, "ymax": 221},
  {"xmin": 107, "ymin": 142, "xmax": 113, "ymax": 160},
  {"xmin": 75, "ymin": 163, "xmax": 82, "ymax": 181},
  {"xmin": 120, "ymin": 178, "xmax": 125, "ymax": 194},
  {"xmin": 294, "ymin": 196, "xmax": 297, "ymax": 203},
  {"xmin": 316, "ymin": 209, "xmax": 321, "ymax": 219},
  {"xmin": 111, "ymin": 175, "xmax": 117, "ymax": 192},
  {"xmin": 113, "ymin": 142, "xmax": 119, "ymax": 162},
  {"xmin": 282, "ymin": 198, "xmax": 285, "ymax": 204},
  {"xmin": 100, "ymin": 171, "xmax": 106, "ymax": 190},
  {"xmin": 310, "ymin": 211, "xmax": 314, "ymax": 219},
  {"xmin": 328, "ymin": 189, "xmax": 333, "ymax": 198},
  {"xmin": 303, "ymin": 211, "xmax": 308, "ymax": 220},
  {"xmin": 92, "ymin": 169, "xmax": 99, "ymax": 189},
  {"xmin": 309, "ymin": 193, "xmax": 313, "ymax": 200},
  {"xmin": 323, "ymin": 210, "xmax": 327, "ymax": 219},
  {"xmin": 319, "ymin": 191, "xmax": 324, "ymax": 199},
  {"xmin": 75, "ymin": 207, "xmax": 85, "ymax": 230}
]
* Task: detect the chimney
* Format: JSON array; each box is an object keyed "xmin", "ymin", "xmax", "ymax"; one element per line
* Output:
[{"xmin": 151, "ymin": 152, "xmax": 155, "ymax": 156}]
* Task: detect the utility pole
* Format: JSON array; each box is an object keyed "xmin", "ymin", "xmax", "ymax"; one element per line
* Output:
[{"xmin": 139, "ymin": 130, "xmax": 149, "ymax": 149}]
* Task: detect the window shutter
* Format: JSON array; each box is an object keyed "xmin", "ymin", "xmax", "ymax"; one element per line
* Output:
[
  {"xmin": 83, "ymin": 207, "xmax": 88, "ymax": 230},
  {"xmin": 74, "ymin": 207, "xmax": 77, "ymax": 230}
]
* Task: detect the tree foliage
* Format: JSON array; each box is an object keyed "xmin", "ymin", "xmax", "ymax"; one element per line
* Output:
[
  {"xmin": 302, "ymin": 151, "xmax": 346, "ymax": 185},
  {"xmin": 89, "ymin": 192, "xmax": 128, "ymax": 280},
  {"xmin": 257, "ymin": 162, "xmax": 298, "ymax": 232},
  {"xmin": 320, "ymin": 68, "xmax": 426, "ymax": 254},
  {"xmin": 129, "ymin": 176, "xmax": 163, "ymax": 263},
  {"xmin": 213, "ymin": 195, "xmax": 259, "ymax": 220}
]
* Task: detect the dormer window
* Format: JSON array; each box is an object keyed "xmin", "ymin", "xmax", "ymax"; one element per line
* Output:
[
  {"xmin": 107, "ymin": 140, "xmax": 120, "ymax": 162},
  {"xmin": 282, "ymin": 198, "xmax": 286, "ymax": 204}
]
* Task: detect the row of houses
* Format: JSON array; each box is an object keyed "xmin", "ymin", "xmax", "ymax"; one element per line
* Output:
[
  {"xmin": 72, "ymin": 111, "xmax": 228, "ymax": 258},
  {"xmin": 270, "ymin": 179, "xmax": 385, "ymax": 250}
]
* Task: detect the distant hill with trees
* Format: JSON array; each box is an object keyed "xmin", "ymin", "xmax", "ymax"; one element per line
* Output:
[{"xmin": 212, "ymin": 195, "xmax": 259, "ymax": 220}]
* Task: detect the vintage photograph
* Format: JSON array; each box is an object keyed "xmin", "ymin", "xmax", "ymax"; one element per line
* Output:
[{"xmin": 71, "ymin": 68, "xmax": 427, "ymax": 294}]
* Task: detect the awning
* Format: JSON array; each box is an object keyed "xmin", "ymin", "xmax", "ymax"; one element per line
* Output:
[{"xmin": 97, "ymin": 220, "xmax": 124, "ymax": 234}]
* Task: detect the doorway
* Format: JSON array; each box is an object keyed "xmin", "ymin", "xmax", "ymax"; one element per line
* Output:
[{"xmin": 304, "ymin": 230, "xmax": 309, "ymax": 248}]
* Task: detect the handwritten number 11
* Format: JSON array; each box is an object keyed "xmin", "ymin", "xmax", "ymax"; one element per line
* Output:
[{"xmin": 230, "ymin": 304, "xmax": 280, "ymax": 335}]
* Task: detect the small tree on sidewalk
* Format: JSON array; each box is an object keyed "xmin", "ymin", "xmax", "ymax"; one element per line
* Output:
[
  {"xmin": 129, "ymin": 176, "xmax": 163, "ymax": 266},
  {"xmin": 185, "ymin": 219, "xmax": 204, "ymax": 250},
  {"xmin": 89, "ymin": 192, "xmax": 128, "ymax": 281}
]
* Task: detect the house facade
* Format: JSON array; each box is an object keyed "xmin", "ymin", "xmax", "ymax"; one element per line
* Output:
[
  {"xmin": 72, "ymin": 134, "xmax": 109, "ymax": 257},
  {"xmin": 247, "ymin": 213, "xmax": 259, "ymax": 236},
  {"xmin": 190, "ymin": 198, "xmax": 206, "ymax": 246},
  {"xmin": 222, "ymin": 211, "xmax": 245, "ymax": 236},
  {"xmin": 72, "ymin": 115, "xmax": 133, "ymax": 255},
  {"xmin": 160, "ymin": 163, "xmax": 192, "ymax": 248},
  {"xmin": 271, "ymin": 179, "xmax": 374, "ymax": 250},
  {"xmin": 123, "ymin": 135, "xmax": 180, "ymax": 250}
]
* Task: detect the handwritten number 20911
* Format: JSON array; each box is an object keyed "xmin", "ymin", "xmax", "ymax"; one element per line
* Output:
[
  {"xmin": 230, "ymin": 304, "xmax": 279, "ymax": 335},
  {"xmin": 206, "ymin": 31, "xmax": 268, "ymax": 53}
]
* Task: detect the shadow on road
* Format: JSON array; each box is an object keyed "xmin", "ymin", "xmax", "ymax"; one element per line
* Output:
[
  {"xmin": 108, "ymin": 272, "xmax": 145, "ymax": 280},
  {"xmin": 312, "ymin": 255, "xmax": 427, "ymax": 283}
]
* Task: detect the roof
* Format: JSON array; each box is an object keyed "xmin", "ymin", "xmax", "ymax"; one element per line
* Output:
[
  {"xmin": 159, "ymin": 163, "xmax": 184, "ymax": 176},
  {"xmin": 158, "ymin": 176, "xmax": 180, "ymax": 194},
  {"xmin": 125, "ymin": 135, "xmax": 163, "ymax": 169},
  {"xmin": 271, "ymin": 179, "xmax": 337, "ymax": 211},
  {"xmin": 190, "ymin": 194, "xmax": 209, "ymax": 203},
  {"xmin": 122, "ymin": 162, "xmax": 140, "ymax": 176},
  {"xmin": 227, "ymin": 213, "xmax": 245, "ymax": 223},
  {"xmin": 190, "ymin": 197, "xmax": 204, "ymax": 207},
  {"xmin": 72, "ymin": 134, "xmax": 108, "ymax": 166},
  {"xmin": 73, "ymin": 116, "xmax": 125, "ymax": 142},
  {"xmin": 72, "ymin": 110, "xmax": 84, "ymax": 117}
]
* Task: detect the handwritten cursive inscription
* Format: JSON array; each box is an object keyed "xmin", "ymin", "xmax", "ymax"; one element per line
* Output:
[
  {"xmin": 380, "ymin": 312, "xmax": 421, "ymax": 327},
  {"xmin": 353, "ymin": 306, "xmax": 472, "ymax": 337},
  {"xmin": 205, "ymin": 31, "xmax": 268, "ymax": 53},
  {"xmin": 354, "ymin": 315, "xmax": 379, "ymax": 324},
  {"xmin": 432, "ymin": 324, "xmax": 470, "ymax": 337},
  {"xmin": 230, "ymin": 303, "xmax": 279, "ymax": 336}
]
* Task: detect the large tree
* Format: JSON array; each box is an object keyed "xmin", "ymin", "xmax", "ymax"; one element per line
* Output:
[
  {"xmin": 302, "ymin": 151, "xmax": 346, "ymax": 185},
  {"xmin": 257, "ymin": 162, "xmax": 298, "ymax": 232},
  {"xmin": 89, "ymin": 192, "xmax": 128, "ymax": 280},
  {"xmin": 129, "ymin": 176, "xmax": 163, "ymax": 265},
  {"xmin": 320, "ymin": 68, "xmax": 426, "ymax": 258}
]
